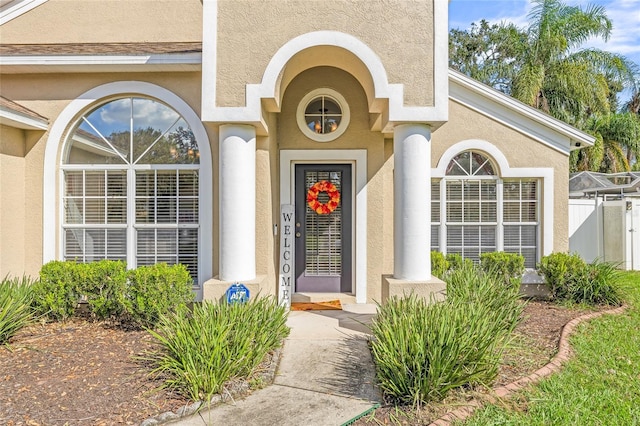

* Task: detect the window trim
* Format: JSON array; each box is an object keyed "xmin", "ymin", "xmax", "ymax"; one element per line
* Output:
[
  {"xmin": 44, "ymin": 82, "xmax": 212, "ymax": 298},
  {"xmin": 432, "ymin": 139, "xmax": 554, "ymax": 262},
  {"xmin": 296, "ymin": 88, "xmax": 350, "ymax": 142}
]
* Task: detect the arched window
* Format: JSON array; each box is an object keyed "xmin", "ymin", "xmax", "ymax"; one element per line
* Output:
[
  {"xmin": 443, "ymin": 151, "xmax": 498, "ymax": 262},
  {"xmin": 432, "ymin": 150, "xmax": 539, "ymax": 268},
  {"xmin": 62, "ymin": 97, "xmax": 200, "ymax": 281}
]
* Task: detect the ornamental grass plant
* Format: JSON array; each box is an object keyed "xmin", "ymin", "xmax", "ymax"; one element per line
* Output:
[
  {"xmin": 370, "ymin": 264, "xmax": 524, "ymax": 406},
  {"xmin": 144, "ymin": 296, "xmax": 289, "ymax": 402},
  {"xmin": 0, "ymin": 275, "xmax": 36, "ymax": 344}
]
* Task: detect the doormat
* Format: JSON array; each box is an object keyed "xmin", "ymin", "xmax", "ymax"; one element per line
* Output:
[{"xmin": 290, "ymin": 300, "xmax": 342, "ymax": 311}]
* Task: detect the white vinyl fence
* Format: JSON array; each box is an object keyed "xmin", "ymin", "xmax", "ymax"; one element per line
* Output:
[{"xmin": 569, "ymin": 198, "xmax": 640, "ymax": 270}]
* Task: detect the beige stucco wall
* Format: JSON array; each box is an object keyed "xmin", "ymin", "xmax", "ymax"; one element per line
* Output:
[
  {"xmin": 432, "ymin": 100, "xmax": 570, "ymax": 253},
  {"xmin": 216, "ymin": 0, "xmax": 434, "ymax": 109},
  {"xmin": 0, "ymin": 72, "xmax": 211, "ymax": 278},
  {"xmin": 0, "ymin": 0, "xmax": 202, "ymax": 44},
  {"xmin": 275, "ymin": 66, "xmax": 393, "ymax": 302},
  {"xmin": 0, "ymin": 125, "xmax": 27, "ymax": 277}
]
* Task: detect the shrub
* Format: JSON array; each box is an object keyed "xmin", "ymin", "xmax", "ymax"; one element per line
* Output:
[
  {"xmin": 0, "ymin": 276, "xmax": 36, "ymax": 344},
  {"xmin": 34, "ymin": 261, "xmax": 83, "ymax": 320},
  {"xmin": 371, "ymin": 264, "xmax": 523, "ymax": 406},
  {"xmin": 144, "ymin": 296, "xmax": 289, "ymax": 402},
  {"xmin": 538, "ymin": 253, "xmax": 622, "ymax": 305},
  {"xmin": 431, "ymin": 251, "xmax": 449, "ymax": 279},
  {"xmin": 82, "ymin": 260, "xmax": 128, "ymax": 320},
  {"xmin": 446, "ymin": 253, "xmax": 473, "ymax": 271},
  {"xmin": 480, "ymin": 252, "xmax": 525, "ymax": 288},
  {"xmin": 35, "ymin": 260, "xmax": 194, "ymax": 325},
  {"xmin": 125, "ymin": 263, "xmax": 194, "ymax": 327}
]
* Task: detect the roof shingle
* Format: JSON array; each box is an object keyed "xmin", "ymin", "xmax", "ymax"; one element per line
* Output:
[{"xmin": 0, "ymin": 42, "xmax": 202, "ymax": 56}]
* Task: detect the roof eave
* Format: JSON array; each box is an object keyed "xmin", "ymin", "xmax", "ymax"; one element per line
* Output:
[
  {"xmin": 448, "ymin": 69, "xmax": 595, "ymax": 154},
  {"xmin": 0, "ymin": 106, "xmax": 48, "ymax": 130},
  {"xmin": 0, "ymin": 53, "xmax": 202, "ymax": 73}
]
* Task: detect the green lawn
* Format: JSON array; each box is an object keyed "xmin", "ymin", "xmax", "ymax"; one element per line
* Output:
[{"xmin": 461, "ymin": 271, "xmax": 640, "ymax": 426}]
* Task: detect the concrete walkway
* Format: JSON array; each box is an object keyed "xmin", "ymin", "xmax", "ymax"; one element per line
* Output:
[{"xmin": 169, "ymin": 304, "xmax": 382, "ymax": 426}]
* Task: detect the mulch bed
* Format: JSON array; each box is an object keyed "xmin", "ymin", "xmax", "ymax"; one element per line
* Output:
[
  {"xmin": 0, "ymin": 300, "xmax": 605, "ymax": 426},
  {"xmin": 0, "ymin": 320, "xmax": 189, "ymax": 426}
]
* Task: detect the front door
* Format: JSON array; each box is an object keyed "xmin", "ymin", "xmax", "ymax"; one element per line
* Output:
[{"xmin": 295, "ymin": 164, "xmax": 352, "ymax": 292}]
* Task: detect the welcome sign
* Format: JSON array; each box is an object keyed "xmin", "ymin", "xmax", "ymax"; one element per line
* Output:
[{"xmin": 278, "ymin": 204, "xmax": 294, "ymax": 308}]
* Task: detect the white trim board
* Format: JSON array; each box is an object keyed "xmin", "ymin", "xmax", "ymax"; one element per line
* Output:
[
  {"xmin": 0, "ymin": 0, "xmax": 47, "ymax": 25},
  {"xmin": 280, "ymin": 149, "xmax": 367, "ymax": 303},
  {"xmin": 0, "ymin": 106, "xmax": 48, "ymax": 130},
  {"xmin": 449, "ymin": 70, "xmax": 594, "ymax": 153}
]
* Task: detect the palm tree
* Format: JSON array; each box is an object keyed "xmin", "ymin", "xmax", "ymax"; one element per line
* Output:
[
  {"xmin": 571, "ymin": 113, "xmax": 640, "ymax": 172},
  {"xmin": 511, "ymin": 0, "xmax": 636, "ymax": 127}
]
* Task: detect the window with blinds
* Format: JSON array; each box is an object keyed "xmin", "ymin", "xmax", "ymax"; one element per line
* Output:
[
  {"xmin": 63, "ymin": 170, "xmax": 127, "ymax": 262},
  {"xmin": 62, "ymin": 97, "xmax": 200, "ymax": 282},
  {"xmin": 431, "ymin": 180, "xmax": 440, "ymax": 251},
  {"xmin": 432, "ymin": 150, "xmax": 540, "ymax": 268},
  {"xmin": 304, "ymin": 170, "xmax": 342, "ymax": 276},
  {"xmin": 445, "ymin": 180, "xmax": 497, "ymax": 262},
  {"xmin": 503, "ymin": 179, "xmax": 538, "ymax": 268}
]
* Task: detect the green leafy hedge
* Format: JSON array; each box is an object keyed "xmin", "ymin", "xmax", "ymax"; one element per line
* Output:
[
  {"xmin": 34, "ymin": 260, "xmax": 193, "ymax": 327},
  {"xmin": 125, "ymin": 263, "xmax": 193, "ymax": 327},
  {"xmin": 480, "ymin": 251, "xmax": 525, "ymax": 288},
  {"xmin": 538, "ymin": 253, "xmax": 622, "ymax": 305}
]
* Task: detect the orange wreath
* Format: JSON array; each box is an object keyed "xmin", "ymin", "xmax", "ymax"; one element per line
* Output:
[{"xmin": 307, "ymin": 180, "xmax": 340, "ymax": 215}]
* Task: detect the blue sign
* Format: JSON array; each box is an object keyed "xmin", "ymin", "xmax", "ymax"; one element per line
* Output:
[{"xmin": 226, "ymin": 283, "xmax": 250, "ymax": 304}]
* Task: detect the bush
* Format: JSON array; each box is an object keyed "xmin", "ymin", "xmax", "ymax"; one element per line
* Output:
[
  {"xmin": 34, "ymin": 261, "xmax": 82, "ymax": 320},
  {"xmin": 125, "ymin": 263, "xmax": 194, "ymax": 327},
  {"xmin": 480, "ymin": 252, "xmax": 525, "ymax": 288},
  {"xmin": 35, "ymin": 260, "xmax": 194, "ymax": 325},
  {"xmin": 446, "ymin": 253, "xmax": 473, "ymax": 271},
  {"xmin": 538, "ymin": 253, "xmax": 622, "ymax": 305},
  {"xmin": 371, "ymin": 264, "xmax": 523, "ymax": 405},
  {"xmin": 82, "ymin": 260, "xmax": 128, "ymax": 320},
  {"xmin": 144, "ymin": 296, "xmax": 289, "ymax": 401},
  {"xmin": 431, "ymin": 251, "xmax": 449, "ymax": 279},
  {"xmin": 0, "ymin": 276, "xmax": 36, "ymax": 344}
]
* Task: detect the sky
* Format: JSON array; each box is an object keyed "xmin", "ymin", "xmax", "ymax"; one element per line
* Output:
[{"xmin": 448, "ymin": 0, "xmax": 640, "ymax": 69}]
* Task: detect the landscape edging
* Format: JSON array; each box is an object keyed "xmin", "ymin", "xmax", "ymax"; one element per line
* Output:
[{"xmin": 429, "ymin": 304, "xmax": 628, "ymax": 426}]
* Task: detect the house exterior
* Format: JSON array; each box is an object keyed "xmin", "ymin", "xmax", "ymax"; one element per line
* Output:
[{"xmin": 0, "ymin": 0, "xmax": 594, "ymax": 304}]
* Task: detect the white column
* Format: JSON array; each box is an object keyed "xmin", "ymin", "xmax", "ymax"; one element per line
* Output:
[
  {"xmin": 219, "ymin": 124, "xmax": 256, "ymax": 281},
  {"xmin": 394, "ymin": 124, "xmax": 432, "ymax": 280}
]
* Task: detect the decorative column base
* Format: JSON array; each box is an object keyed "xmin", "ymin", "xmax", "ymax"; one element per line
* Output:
[
  {"xmin": 381, "ymin": 275, "xmax": 446, "ymax": 304},
  {"xmin": 202, "ymin": 275, "xmax": 270, "ymax": 302}
]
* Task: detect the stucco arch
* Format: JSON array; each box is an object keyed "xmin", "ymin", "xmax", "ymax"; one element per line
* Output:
[
  {"xmin": 42, "ymin": 81, "xmax": 213, "ymax": 289},
  {"xmin": 258, "ymin": 31, "xmax": 390, "ymax": 113},
  {"xmin": 202, "ymin": 28, "xmax": 448, "ymax": 130}
]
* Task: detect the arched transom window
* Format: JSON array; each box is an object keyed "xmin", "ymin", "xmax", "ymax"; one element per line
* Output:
[
  {"xmin": 432, "ymin": 150, "xmax": 539, "ymax": 268},
  {"xmin": 62, "ymin": 97, "xmax": 200, "ymax": 281}
]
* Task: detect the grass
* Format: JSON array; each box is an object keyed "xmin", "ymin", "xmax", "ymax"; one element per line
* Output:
[{"xmin": 461, "ymin": 271, "xmax": 640, "ymax": 425}]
